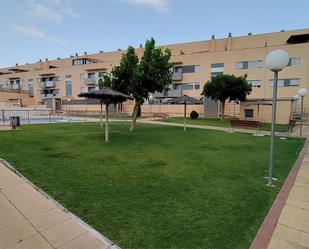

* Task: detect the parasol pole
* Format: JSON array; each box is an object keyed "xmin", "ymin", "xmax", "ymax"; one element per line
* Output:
[
  {"xmin": 100, "ymin": 100, "xmax": 103, "ymax": 128},
  {"xmin": 105, "ymin": 102, "xmax": 109, "ymax": 142},
  {"xmin": 184, "ymin": 99, "xmax": 187, "ymax": 131}
]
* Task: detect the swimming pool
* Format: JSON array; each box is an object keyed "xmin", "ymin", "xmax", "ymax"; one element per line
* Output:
[{"xmin": 0, "ymin": 116, "xmax": 85, "ymax": 124}]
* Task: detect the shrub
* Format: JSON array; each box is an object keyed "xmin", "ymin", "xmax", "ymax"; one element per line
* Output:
[{"xmin": 190, "ymin": 110, "xmax": 199, "ymax": 119}]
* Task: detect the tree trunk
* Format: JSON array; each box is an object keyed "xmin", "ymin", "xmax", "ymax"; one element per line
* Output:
[
  {"xmin": 130, "ymin": 100, "xmax": 141, "ymax": 131},
  {"xmin": 221, "ymin": 100, "xmax": 225, "ymax": 121}
]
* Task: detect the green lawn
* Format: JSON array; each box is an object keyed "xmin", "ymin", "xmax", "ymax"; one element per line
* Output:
[
  {"xmin": 165, "ymin": 117, "xmax": 290, "ymax": 132},
  {"xmin": 0, "ymin": 123, "xmax": 303, "ymax": 249}
]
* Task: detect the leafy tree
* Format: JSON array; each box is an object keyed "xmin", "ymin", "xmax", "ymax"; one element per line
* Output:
[
  {"xmin": 203, "ymin": 74, "xmax": 252, "ymax": 120},
  {"xmin": 100, "ymin": 38, "xmax": 172, "ymax": 131}
]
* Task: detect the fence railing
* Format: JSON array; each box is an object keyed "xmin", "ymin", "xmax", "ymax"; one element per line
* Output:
[{"xmin": 0, "ymin": 109, "xmax": 52, "ymax": 125}]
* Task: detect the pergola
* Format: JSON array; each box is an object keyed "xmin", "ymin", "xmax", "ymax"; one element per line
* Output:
[{"xmin": 79, "ymin": 87, "xmax": 133, "ymax": 141}]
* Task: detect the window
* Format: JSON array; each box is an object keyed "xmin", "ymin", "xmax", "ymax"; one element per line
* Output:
[
  {"xmin": 244, "ymin": 109, "xmax": 254, "ymax": 118},
  {"xmin": 211, "ymin": 63, "xmax": 224, "ymax": 68},
  {"xmin": 235, "ymin": 60, "xmax": 262, "ymax": 69},
  {"xmin": 211, "ymin": 72, "xmax": 223, "ymax": 79},
  {"xmin": 72, "ymin": 58, "xmax": 94, "ymax": 66},
  {"xmin": 248, "ymin": 80, "xmax": 261, "ymax": 88},
  {"xmin": 65, "ymin": 74, "xmax": 72, "ymax": 78},
  {"xmin": 287, "ymin": 58, "xmax": 301, "ymax": 66},
  {"xmin": 174, "ymin": 65, "xmax": 200, "ymax": 74},
  {"xmin": 269, "ymin": 78, "xmax": 300, "ymax": 87},
  {"xmin": 173, "ymin": 83, "xmax": 200, "ymax": 90},
  {"xmin": 65, "ymin": 81, "xmax": 72, "ymax": 96},
  {"xmin": 87, "ymin": 72, "xmax": 96, "ymax": 78},
  {"xmin": 28, "ymin": 79, "xmax": 34, "ymax": 97}
]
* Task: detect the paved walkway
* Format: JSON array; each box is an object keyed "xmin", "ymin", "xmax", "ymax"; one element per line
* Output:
[
  {"xmin": 137, "ymin": 118, "xmax": 293, "ymax": 136},
  {"xmin": 0, "ymin": 161, "xmax": 114, "ymax": 249},
  {"xmin": 266, "ymin": 135, "xmax": 309, "ymax": 249}
]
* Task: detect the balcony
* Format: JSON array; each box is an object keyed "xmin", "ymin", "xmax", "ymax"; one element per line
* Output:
[
  {"xmin": 41, "ymin": 81, "xmax": 56, "ymax": 88},
  {"xmin": 153, "ymin": 89, "xmax": 182, "ymax": 98},
  {"xmin": 84, "ymin": 77, "xmax": 98, "ymax": 85},
  {"xmin": 172, "ymin": 72, "xmax": 182, "ymax": 81}
]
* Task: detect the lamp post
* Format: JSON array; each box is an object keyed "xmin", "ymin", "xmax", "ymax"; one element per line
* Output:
[
  {"xmin": 265, "ymin": 50, "xmax": 289, "ymax": 186},
  {"xmin": 298, "ymin": 88, "xmax": 308, "ymax": 138},
  {"xmin": 67, "ymin": 98, "xmax": 71, "ymax": 123}
]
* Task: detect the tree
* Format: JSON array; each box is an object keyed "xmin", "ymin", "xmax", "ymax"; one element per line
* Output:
[
  {"xmin": 100, "ymin": 38, "xmax": 172, "ymax": 131},
  {"xmin": 203, "ymin": 74, "xmax": 252, "ymax": 120}
]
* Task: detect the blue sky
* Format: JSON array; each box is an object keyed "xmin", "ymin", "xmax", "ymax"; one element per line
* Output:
[{"xmin": 0, "ymin": 0, "xmax": 308, "ymax": 68}]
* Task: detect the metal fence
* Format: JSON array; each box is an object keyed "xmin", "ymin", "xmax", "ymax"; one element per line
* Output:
[{"xmin": 0, "ymin": 109, "xmax": 53, "ymax": 125}]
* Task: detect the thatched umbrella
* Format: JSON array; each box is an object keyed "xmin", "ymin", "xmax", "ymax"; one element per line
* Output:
[
  {"xmin": 79, "ymin": 87, "xmax": 133, "ymax": 141},
  {"xmin": 167, "ymin": 95, "xmax": 203, "ymax": 131}
]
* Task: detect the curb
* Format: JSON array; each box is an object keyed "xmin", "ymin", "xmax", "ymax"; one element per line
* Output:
[
  {"xmin": 249, "ymin": 138, "xmax": 308, "ymax": 249},
  {"xmin": 0, "ymin": 158, "xmax": 121, "ymax": 249}
]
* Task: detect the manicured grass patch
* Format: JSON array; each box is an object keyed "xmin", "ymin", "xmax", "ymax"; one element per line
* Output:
[
  {"xmin": 166, "ymin": 117, "xmax": 290, "ymax": 132},
  {"xmin": 0, "ymin": 123, "xmax": 303, "ymax": 249}
]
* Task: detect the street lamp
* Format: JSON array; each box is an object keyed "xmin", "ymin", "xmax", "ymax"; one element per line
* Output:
[
  {"xmin": 265, "ymin": 50, "xmax": 289, "ymax": 186},
  {"xmin": 298, "ymin": 88, "xmax": 308, "ymax": 137},
  {"xmin": 67, "ymin": 98, "xmax": 71, "ymax": 123}
]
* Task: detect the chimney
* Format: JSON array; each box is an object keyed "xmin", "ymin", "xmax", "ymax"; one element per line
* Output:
[
  {"xmin": 139, "ymin": 44, "xmax": 143, "ymax": 48},
  {"xmin": 15, "ymin": 63, "xmax": 18, "ymax": 66},
  {"xmin": 70, "ymin": 55, "xmax": 74, "ymax": 58},
  {"xmin": 57, "ymin": 57, "xmax": 61, "ymax": 60},
  {"xmin": 99, "ymin": 50, "xmax": 104, "ymax": 53},
  {"xmin": 39, "ymin": 59, "xmax": 42, "ymax": 62},
  {"xmin": 45, "ymin": 58, "xmax": 48, "ymax": 61},
  {"xmin": 117, "ymin": 49, "xmax": 122, "ymax": 51},
  {"xmin": 248, "ymin": 32, "xmax": 252, "ymax": 36},
  {"xmin": 211, "ymin": 35, "xmax": 215, "ymax": 52},
  {"xmin": 227, "ymin": 32, "xmax": 232, "ymax": 50},
  {"xmin": 84, "ymin": 51, "xmax": 87, "ymax": 55},
  {"xmin": 280, "ymin": 29, "xmax": 285, "ymax": 32},
  {"xmin": 75, "ymin": 53, "xmax": 78, "ymax": 56}
]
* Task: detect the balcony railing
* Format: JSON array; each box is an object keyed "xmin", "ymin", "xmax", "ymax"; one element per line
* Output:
[
  {"xmin": 40, "ymin": 93, "xmax": 56, "ymax": 99},
  {"xmin": 41, "ymin": 81, "xmax": 56, "ymax": 88},
  {"xmin": 172, "ymin": 72, "xmax": 182, "ymax": 81},
  {"xmin": 153, "ymin": 89, "xmax": 182, "ymax": 98},
  {"xmin": 84, "ymin": 77, "xmax": 98, "ymax": 85}
]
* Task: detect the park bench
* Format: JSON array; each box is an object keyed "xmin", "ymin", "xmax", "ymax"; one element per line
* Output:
[
  {"xmin": 230, "ymin": 119, "xmax": 261, "ymax": 132},
  {"xmin": 152, "ymin": 112, "xmax": 169, "ymax": 120}
]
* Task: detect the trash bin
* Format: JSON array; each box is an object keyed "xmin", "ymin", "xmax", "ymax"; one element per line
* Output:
[{"xmin": 10, "ymin": 116, "xmax": 20, "ymax": 130}]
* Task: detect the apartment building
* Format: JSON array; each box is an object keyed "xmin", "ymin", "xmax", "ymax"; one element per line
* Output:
[{"xmin": 0, "ymin": 28, "xmax": 308, "ymax": 123}]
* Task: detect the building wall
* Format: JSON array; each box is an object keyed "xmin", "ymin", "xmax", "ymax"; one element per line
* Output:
[
  {"xmin": 0, "ymin": 91, "xmax": 35, "ymax": 107},
  {"xmin": 0, "ymin": 28, "xmax": 308, "ymax": 121}
]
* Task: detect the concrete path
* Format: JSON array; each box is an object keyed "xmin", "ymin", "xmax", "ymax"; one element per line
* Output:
[
  {"xmin": 137, "ymin": 118, "xmax": 292, "ymax": 136},
  {"xmin": 0, "ymin": 161, "xmax": 114, "ymax": 249},
  {"xmin": 266, "ymin": 135, "xmax": 309, "ymax": 249}
]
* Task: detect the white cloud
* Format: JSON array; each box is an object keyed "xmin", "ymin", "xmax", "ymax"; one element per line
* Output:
[
  {"xmin": 27, "ymin": 0, "xmax": 79, "ymax": 22},
  {"xmin": 11, "ymin": 23, "xmax": 67, "ymax": 45},
  {"xmin": 119, "ymin": 0, "xmax": 169, "ymax": 13}
]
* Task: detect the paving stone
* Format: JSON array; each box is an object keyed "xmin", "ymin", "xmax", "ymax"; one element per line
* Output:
[
  {"xmin": 0, "ymin": 192, "xmax": 15, "ymax": 214},
  {"xmin": 0, "ymin": 220, "xmax": 37, "ymax": 249},
  {"xmin": 28, "ymin": 207, "xmax": 70, "ymax": 232},
  {"xmin": 289, "ymin": 187, "xmax": 309, "ymax": 202},
  {"xmin": 272, "ymin": 223, "xmax": 309, "ymax": 248},
  {"xmin": 42, "ymin": 219, "xmax": 87, "ymax": 248},
  {"xmin": 3, "ymin": 183, "xmax": 43, "ymax": 205},
  {"xmin": 59, "ymin": 232, "xmax": 109, "ymax": 249},
  {"xmin": 0, "ymin": 208, "xmax": 25, "ymax": 230},
  {"xmin": 14, "ymin": 197, "xmax": 55, "ymax": 218},
  {"xmin": 286, "ymin": 197, "xmax": 309, "ymax": 211},
  {"xmin": 7, "ymin": 234, "xmax": 54, "ymax": 249},
  {"xmin": 268, "ymin": 237, "xmax": 308, "ymax": 249}
]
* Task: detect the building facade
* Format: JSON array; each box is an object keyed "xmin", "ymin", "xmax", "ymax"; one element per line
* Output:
[{"xmin": 0, "ymin": 28, "xmax": 308, "ymax": 123}]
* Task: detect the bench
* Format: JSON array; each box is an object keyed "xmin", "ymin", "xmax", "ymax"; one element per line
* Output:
[
  {"xmin": 230, "ymin": 119, "xmax": 260, "ymax": 132},
  {"xmin": 152, "ymin": 113, "xmax": 168, "ymax": 120}
]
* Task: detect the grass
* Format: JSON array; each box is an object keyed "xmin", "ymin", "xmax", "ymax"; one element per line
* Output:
[
  {"xmin": 165, "ymin": 117, "xmax": 290, "ymax": 132},
  {"xmin": 0, "ymin": 123, "xmax": 303, "ymax": 249}
]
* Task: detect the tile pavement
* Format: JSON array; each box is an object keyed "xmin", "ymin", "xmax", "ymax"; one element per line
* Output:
[{"xmin": 0, "ymin": 161, "xmax": 116, "ymax": 249}]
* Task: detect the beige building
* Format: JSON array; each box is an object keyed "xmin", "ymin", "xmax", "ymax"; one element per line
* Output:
[{"xmin": 0, "ymin": 28, "xmax": 308, "ymax": 123}]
